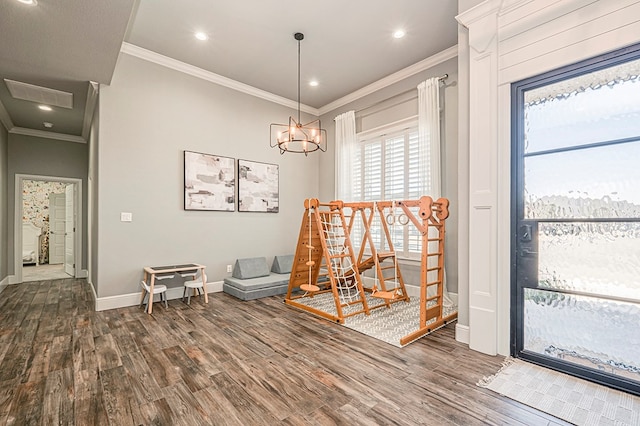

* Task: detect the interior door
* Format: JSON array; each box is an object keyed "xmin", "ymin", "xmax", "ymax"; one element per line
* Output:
[
  {"xmin": 64, "ymin": 184, "xmax": 75, "ymax": 276},
  {"xmin": 48, "ymin": 192, "xmax": 65, "ymax": 264},
  {"xmin": 512, "ymin": 47, "xmax": 640, "ymax": 395}
]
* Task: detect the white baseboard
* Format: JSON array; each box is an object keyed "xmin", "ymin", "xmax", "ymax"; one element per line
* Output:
[
  {"xmin": 77, "ymin": 269, "xmax": 88, "ymax": 278},
  {"xmin": 95, "ymin": 280, "xmax": 224, "ymax": 311},
  {"xmin": 455, "ymin": 323, "xmax": 470, "ymax": 345},
  {"xmin": 0, "ymin": 276, "xmax": 9, "ymax": 295},
  {"xmin": 8, "ymin": 275, "xmax": 18, "ymax": 284}
]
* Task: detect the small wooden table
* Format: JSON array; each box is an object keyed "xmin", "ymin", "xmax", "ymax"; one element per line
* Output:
[{"xmin": 142, "ymin": 263, "xmax": 207, "ymax": 313}]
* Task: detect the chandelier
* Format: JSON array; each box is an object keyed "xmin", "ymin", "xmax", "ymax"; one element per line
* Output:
[{"xmin": 270, "ymin": 32, "xmax": 326, "ymax": 155}]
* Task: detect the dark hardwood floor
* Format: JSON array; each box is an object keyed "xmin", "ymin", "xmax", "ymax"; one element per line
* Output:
[{"xmin": 0, "ymin": 279, "xmax": 571, "ymax": 425}]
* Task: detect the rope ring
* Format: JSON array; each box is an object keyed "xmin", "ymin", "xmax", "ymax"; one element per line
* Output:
[
  {"xmin": 398, "ymin": 213, "xmax": 410, "ymax": 226},
  {"xmin": 385, "ymin": 214, "xmax": 395, "ymax": 226}
]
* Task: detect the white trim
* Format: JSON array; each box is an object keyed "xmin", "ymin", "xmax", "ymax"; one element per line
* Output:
[
  {"xmin": 89, "ymin": 279, "xmax": 98, "ymax": 307},
  {"xmin": 95, "ymin": 280, "xmax": 224, "ymax": 311},
  {"xmin": 120, "ymin": 42, "xmax": 458, "ymax": 118},
  {"xmin": 81, "ymin": 82, "xmax": 99, "ymax": 141},
  {"xmin": 8, "ymin": 275, "xmax": 18, "ymax": 284},
  {"xmin": 455, "ymin": 324, "xmax": 470, "ymax": 344},
  {"xmin": 14, "ymin": 175, "xmax": 83, "ymax": 284},
  {"xmin": 318, "ymin": 45, "xmax": 458, "ymax": 115},
  {"xmin": 0, "ymin": 276, "xmax": 9, "ymax": 295},
  {"xmin": 120, "ymin": 42, "xmax": 319, "ymax": 116},
  {"xmin": 77, "ymin": 269, "xmax": 88, "ymax": 279},
  {"xmin": 0, "ymin": 99, "xmax": 14, "ymax": 131},
  {"xmin": 356, "ymin": 116, "xmax": 419, "ymax": 140},
  {"xmin": 9, "ymin": 127, "xmax": 85, "ymax": 143}
]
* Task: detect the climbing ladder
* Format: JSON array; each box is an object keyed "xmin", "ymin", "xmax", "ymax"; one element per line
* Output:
[
  {"xmin": 285, "ymin": 199, "xmax": 369, "ymax": 323},
  {"xmin": 344, "ymin": 202, "xmax": 409, "ymax": 308}
]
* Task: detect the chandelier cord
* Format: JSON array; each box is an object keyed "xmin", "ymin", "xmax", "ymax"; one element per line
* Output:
[{"xmin": 297, "ymin": 36, "xmax": 301, "ymax": 124}]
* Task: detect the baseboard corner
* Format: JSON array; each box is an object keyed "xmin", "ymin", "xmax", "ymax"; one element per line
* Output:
[
  {"xmin": 0, "ymin": 276, "xmax": 9, "ymax": 294},
  {"xmin": 455, "ymin": 323, "xmax": 470, "ymax": 345}
]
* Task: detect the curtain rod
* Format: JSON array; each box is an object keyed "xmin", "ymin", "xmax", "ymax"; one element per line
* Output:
[{"xmin": 353, "ymin": 74, "xmax": 448, "ymax": 115}]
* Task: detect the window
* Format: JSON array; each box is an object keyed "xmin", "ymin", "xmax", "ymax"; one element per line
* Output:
[{"xmin": 349, "ymin": 119, "xmax": 425, "ymax": 259}]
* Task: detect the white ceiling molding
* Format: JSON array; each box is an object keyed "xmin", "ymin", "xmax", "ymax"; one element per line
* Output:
[
  {"xmin": 120, "ymin": 42, "xmax": 320, "ymax": 116},
  {"xmin": 0, "ymin": 99, "xmax": 15, "ymax": 132},
  {"xmin": 10, "ymin": 127, "xmax": 85, "ymax": 143},
  {"xmin": 81, "ymin": 82, "xmax": 99, "ymax": 141},
  {"xmin": 317, "ymin": 45, "xmax": 458, "ymax": 116}
]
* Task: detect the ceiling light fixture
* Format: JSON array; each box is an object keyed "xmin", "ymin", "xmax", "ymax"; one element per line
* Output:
[
  {"xmin": 195, "ymin": 32, "xmax": 208, "ymax": 41},
  {"xmin": 309, "ymin": 80, "xmax": 319, "ymax": 87},
  {"xmin": 17, "ymin": 0, "xmax": 37, "ymax": 5},
  {"xmin": 270, "ymin": 32, "xmax": 326, "ymax": 156},
  {"xmin": 38, "ymin": 105, "xmax": 52, "ymax": 111},
  {"xmin": 43, "ymin": 122, "xmax": 53, "ymax": 128},
  {"xmin": 393, "ymin": 29, "xmax": 406, "ymax": 39}
]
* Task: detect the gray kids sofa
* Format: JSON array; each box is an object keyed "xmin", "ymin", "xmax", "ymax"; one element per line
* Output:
[{"xmin": 223, "ymin": 255, "xmax": 293, "ymax": 301}]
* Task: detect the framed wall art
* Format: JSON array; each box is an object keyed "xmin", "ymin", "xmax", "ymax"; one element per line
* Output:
[
  {"xmin": 184, "ymin": 151, "xmax": 235, "ymax": 211},
  {"xmin": 238, "ymin": 159, "xmax": 279, "ymax": 213}
]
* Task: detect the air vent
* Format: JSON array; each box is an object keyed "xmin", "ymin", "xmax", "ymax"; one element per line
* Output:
[{"xmin": 4, "ymin": 79, "xmax": 73, "ymax": 109}]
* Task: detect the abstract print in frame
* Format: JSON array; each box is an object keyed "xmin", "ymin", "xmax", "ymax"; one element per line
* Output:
[
  {"xmin": 238, "ymin": 159, "xmax": 279, "ymax": 213},
  {"xmin": 184, "ymin": 151, "xmax": 235, "ymax": 211}
]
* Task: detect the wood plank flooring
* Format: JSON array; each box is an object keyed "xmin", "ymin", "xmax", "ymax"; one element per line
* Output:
[{"xmin": 0, "ymin": 279, "xmax": 571, "ymax": 425}]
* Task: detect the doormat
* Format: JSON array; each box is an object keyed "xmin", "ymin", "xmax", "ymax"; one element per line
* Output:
[
  {"xmin": 479, "ymin": 357, "xmax": 640, "ymax": 426},
  {"xmin": 293, "ymin": 292, "xmax": 457, "ymax": 347}
]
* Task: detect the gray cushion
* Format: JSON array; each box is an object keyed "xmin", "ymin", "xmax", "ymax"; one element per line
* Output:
[
  {"xmin": 223, "ymin": 282, "xmax": 290, "ymax": 301},
  {"xmin": 232, "ymin": 257, "xmax": 270, "ymax": 279},
  {"xmin": 271, "ymin": 255, "xmax": 294, "ymax": 274},
  {"xmin": 224, "ymin": 273, "xmax": 290, "ymax": 291}
]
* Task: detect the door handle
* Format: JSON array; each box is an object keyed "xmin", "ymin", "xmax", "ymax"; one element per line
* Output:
[{"xmin": 520, "ymin": 248, "xmax": 538, "ymax": 256}]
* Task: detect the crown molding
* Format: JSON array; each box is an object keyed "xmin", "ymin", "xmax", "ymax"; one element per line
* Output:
[
  {"xmin": 82, "ymin": 81, "xmax": 99, "ymax": 141},
  {"xmin": 456, "ymin": 0, "xmax": 503, "ymax": 27},
  {"xmin": 0, "ymin": 99, "xmax": 14, "ymax": 132},
  {"xmin": 9, "ymin": 127, "xmax": 85, "ymax": 143},
  {"xmin": 120, "ymin": 42, "xmax": 320, "ymax": 116},
  {"xmin": 317, "ymin": 45, "xmax": 458, "ymax": 116}
]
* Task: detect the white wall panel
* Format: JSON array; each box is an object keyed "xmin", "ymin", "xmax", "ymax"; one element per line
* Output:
[{"xmin": 458, "ymin": 0, "xmax": 640, "ymax": 356}]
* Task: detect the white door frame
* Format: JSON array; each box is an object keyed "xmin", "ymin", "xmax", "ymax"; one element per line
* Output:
[{"xmin": 14, "ymin": 174, "xmax": 82, "ymax": 283}]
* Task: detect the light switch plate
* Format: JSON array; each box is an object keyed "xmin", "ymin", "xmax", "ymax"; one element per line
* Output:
[{"xmin": 120, "ymin": 212, "xmax": 132, "ymax": 222}]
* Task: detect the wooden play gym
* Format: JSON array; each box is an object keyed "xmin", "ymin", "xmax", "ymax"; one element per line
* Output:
[{"xmin": 285, "ymin": 196, "xmax": 457, "ymax": 345}]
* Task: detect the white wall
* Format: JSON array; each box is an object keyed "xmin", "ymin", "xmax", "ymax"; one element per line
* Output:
[
  {"xmin": 458, "ymin": 0, "xmax": 640, "ymax": 356},
  {"xmin": 96, "ymin": 53, "xmax": 321, "ymax": 299}
]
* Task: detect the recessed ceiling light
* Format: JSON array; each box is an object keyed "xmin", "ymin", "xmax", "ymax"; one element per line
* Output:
[
  {"xmin": 38, "ymin": 105, "xmax": 52, "ymax": 111},
  {"xmin": 393, "ymin": 30, "xmax": 406, "ymax": 39},
  {"xmin": 309, "ymin": 80, "xmax": 319, "ymax": 87},
  {"xmin": 17, "ymin": 0, "xmax": 37, "ymax": 5},
  {"xmin": 43, "ymin": 122, "xmax": 53, "ymax": 128},
  {"xmin": 195, "ymin": 32, "xmax": 208, "ymax": 41}
]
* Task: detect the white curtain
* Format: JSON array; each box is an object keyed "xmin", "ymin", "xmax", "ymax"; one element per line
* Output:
[
  {"xmin": 334, "ymin": 110, "xmax": 356, "ymax": 201},
  {"xmin": 417, "ymin": 78, "xmax": 441, "ymax": 198},
  {"xmin": 418, "ymin": 77, "xmax": 452, "ymax": 306}
]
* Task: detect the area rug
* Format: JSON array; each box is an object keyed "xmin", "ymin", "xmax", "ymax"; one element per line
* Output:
[
  {"xmin": 294, "ymin": 292, "xmax": 457, "ymax": 347},
  {"xmin": 478, "ymin": 358, "xmax": 640, "ymax": 426}
]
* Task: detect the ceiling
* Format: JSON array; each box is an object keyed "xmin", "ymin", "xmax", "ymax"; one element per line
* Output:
[{"xmin": 0, "ymin": 0, "xmax": 459, "ymax": 143}]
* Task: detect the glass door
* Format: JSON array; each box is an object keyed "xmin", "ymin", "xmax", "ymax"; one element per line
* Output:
[{"xmin": 512, "ymin": 45, "xmax": 640, "ymax": 396}]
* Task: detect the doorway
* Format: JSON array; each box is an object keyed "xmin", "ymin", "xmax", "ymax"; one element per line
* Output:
[
  {"xmin": 511, "ymin": 46, "xmax": 640, "ymax": 395},
  {"xmin": 15, "ymin": 175, "xmax": 82, "ymax": 283}
]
